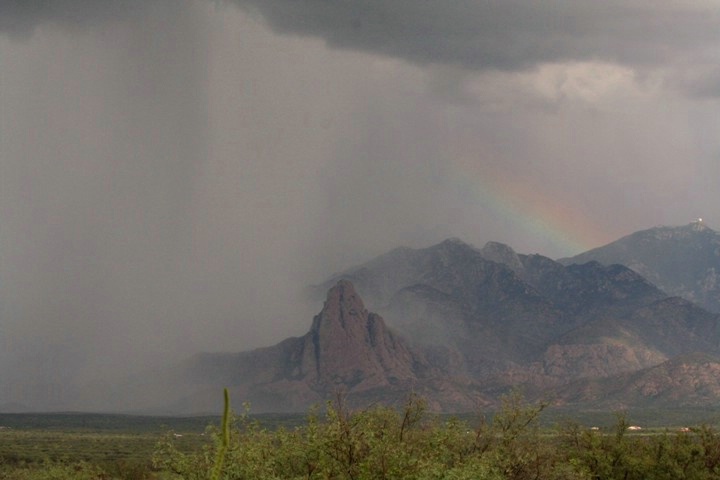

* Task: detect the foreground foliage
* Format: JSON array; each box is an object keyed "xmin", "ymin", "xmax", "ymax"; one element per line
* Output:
[
  {"xmin": 6, "ymin": 393, "xmax": 720, "ymax": 478},
  {"xmin": 153, "ymin": 392, "xmax": 720, "ymax": 480}
]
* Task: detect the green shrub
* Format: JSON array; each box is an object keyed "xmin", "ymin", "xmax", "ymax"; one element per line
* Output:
[{"xmin": 151, "ymin": 390, "xmax": 720, "ymax": 480}]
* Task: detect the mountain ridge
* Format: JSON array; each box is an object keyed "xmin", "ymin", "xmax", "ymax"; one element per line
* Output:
[
  {"xmin": 177, "ymin": 225, "xmax": 720, "ymax": 412},
  {"xmin": 306, "ymin": 232, "xmax": 720, "ymax": 408},
  {"xmin": 560, "ymin": 221, "xmax": 720, "ymax": 312}
]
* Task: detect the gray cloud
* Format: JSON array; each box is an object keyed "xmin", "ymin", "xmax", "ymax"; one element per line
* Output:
[
  {"xmin": 229, "ymin": 0, "xmax": 720, "ymax": 73},
  {"xmin": 7, "ymin": 1, "xmax": 720, "ymax": 72},
  {"xmin": 4, "ymin": 1, "xmax": 719, "ymax": 97}
]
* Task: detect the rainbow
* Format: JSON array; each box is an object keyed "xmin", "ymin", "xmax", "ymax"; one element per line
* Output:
[{"xmin": 451, "ymin": 159, "xmax": 613, "ymax": 256}]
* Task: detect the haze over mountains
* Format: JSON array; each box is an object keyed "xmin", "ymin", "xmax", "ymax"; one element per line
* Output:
[
  {"xmin": 4, "ymin": 223, "xmax": 719, "ymax": 413},
  {"xmin": 170, "ymin": 222, "xmax": 720, "ymax": 413}
]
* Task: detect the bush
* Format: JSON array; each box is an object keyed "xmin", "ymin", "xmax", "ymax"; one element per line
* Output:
[
  {"xmin": 151, "ymin": 390, "xmax": 720, "ymax": 479},
  {"xmin": 152, "ymin": 391, "xmax": 552, "ymax": 479}
]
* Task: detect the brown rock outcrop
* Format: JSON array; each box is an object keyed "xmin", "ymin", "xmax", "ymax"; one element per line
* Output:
[
  {"xmin": 183, "ymin": 280, "xmax": 483, "ymax": 412},
  {"xmin": 297, "ymin": 280, "xmax": 418, "ymax": 391}
]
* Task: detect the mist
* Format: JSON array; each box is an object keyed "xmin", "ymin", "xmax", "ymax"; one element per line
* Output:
[{"xmin": 1, "ymin": 0, "xmax": 720, "ymax": 411}]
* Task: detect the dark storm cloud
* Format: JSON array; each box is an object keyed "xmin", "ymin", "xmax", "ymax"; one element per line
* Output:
[
  {"xmin": 230, "ymin": 0, "xmax": 720, "ymax": 72},
  {"xmin": 6, "ymin": 1, "xmax": 720, "ymax": 75}
]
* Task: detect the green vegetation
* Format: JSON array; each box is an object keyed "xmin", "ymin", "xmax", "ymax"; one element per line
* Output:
[
  {"xmin": 5, "ymin": 394, "xmax": 720, "ymax": 478},
  {"xmin": 0, "ymin": 427, "xmax": 207, "ymax": 479},
  {"xmin": 151, "ymin": 392, "xmax": 720, "ymax": 479}
]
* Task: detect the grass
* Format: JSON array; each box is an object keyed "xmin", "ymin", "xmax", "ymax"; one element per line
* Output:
[
  {"xmin": 0, "ymin": 429, "xmax": 205, "ymax": 465},
  {"xmin": 0, "ymin": 416, "xmax": 213, "ymax": 479},
  {"xmin": 0, "ymin": 406, "xmax": 305, "ymax": 478}
]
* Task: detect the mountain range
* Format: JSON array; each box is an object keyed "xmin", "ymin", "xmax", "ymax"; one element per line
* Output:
[
  {"xmin": 180, "ymin": 222, "xmax": 720, "ymax": 412},
  {"xmin": 560, "ymin": 221, "xmax": 720, "ymax": 313}
]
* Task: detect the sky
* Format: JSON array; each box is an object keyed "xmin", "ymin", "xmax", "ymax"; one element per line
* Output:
[{"xmin": 1, "ymin": 0, "xmax": 720, "ymax": 411}]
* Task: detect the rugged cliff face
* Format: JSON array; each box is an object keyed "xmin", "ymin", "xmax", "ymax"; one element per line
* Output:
[
  {"xmin": 296, "ymin": 280, "xmax": 419, "ymax": 390},
  {"xmin": 181, "ymin": 280, "xmax": 483, "ymax": 413}
]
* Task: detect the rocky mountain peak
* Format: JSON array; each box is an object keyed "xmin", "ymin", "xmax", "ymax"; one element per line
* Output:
[
  {"xmin": 182, "ymin": 279, "xmax": 484, "ymax": 412},
  {"xmin": 431, "ymin": 237, "xmax": 476, "ymax": 258},
  {"xmin": 312, "ymin": 279, "xmax": 367, "ymax": 331},
  {"xmin": 439, "ymin": 237, "xmax": 469, "ymax": 247},
  {"xmin": 480, "ymin": 241, "xmax": 524, "ymax": 273},
  {"xmin": 305, "ymin": 280, "xmax": 418, "ymax": 391}
]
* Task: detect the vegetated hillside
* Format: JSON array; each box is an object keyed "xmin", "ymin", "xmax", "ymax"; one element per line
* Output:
[
  {"xmin": 180, "ymin": 281, "xmax": 485, "ymax": 413},
  {"xmin": 560, "ymin": 221, "xmax": 720, "ymax": 313}
]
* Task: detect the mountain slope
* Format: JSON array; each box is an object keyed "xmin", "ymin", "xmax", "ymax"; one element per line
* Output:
[
  {"xmin": 560, "ymin": 222, "xmax": 720, "ymax": 312},
  {"xmin": 518, "ymin": 255, "xmax": 666, "ymax": 315}
]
